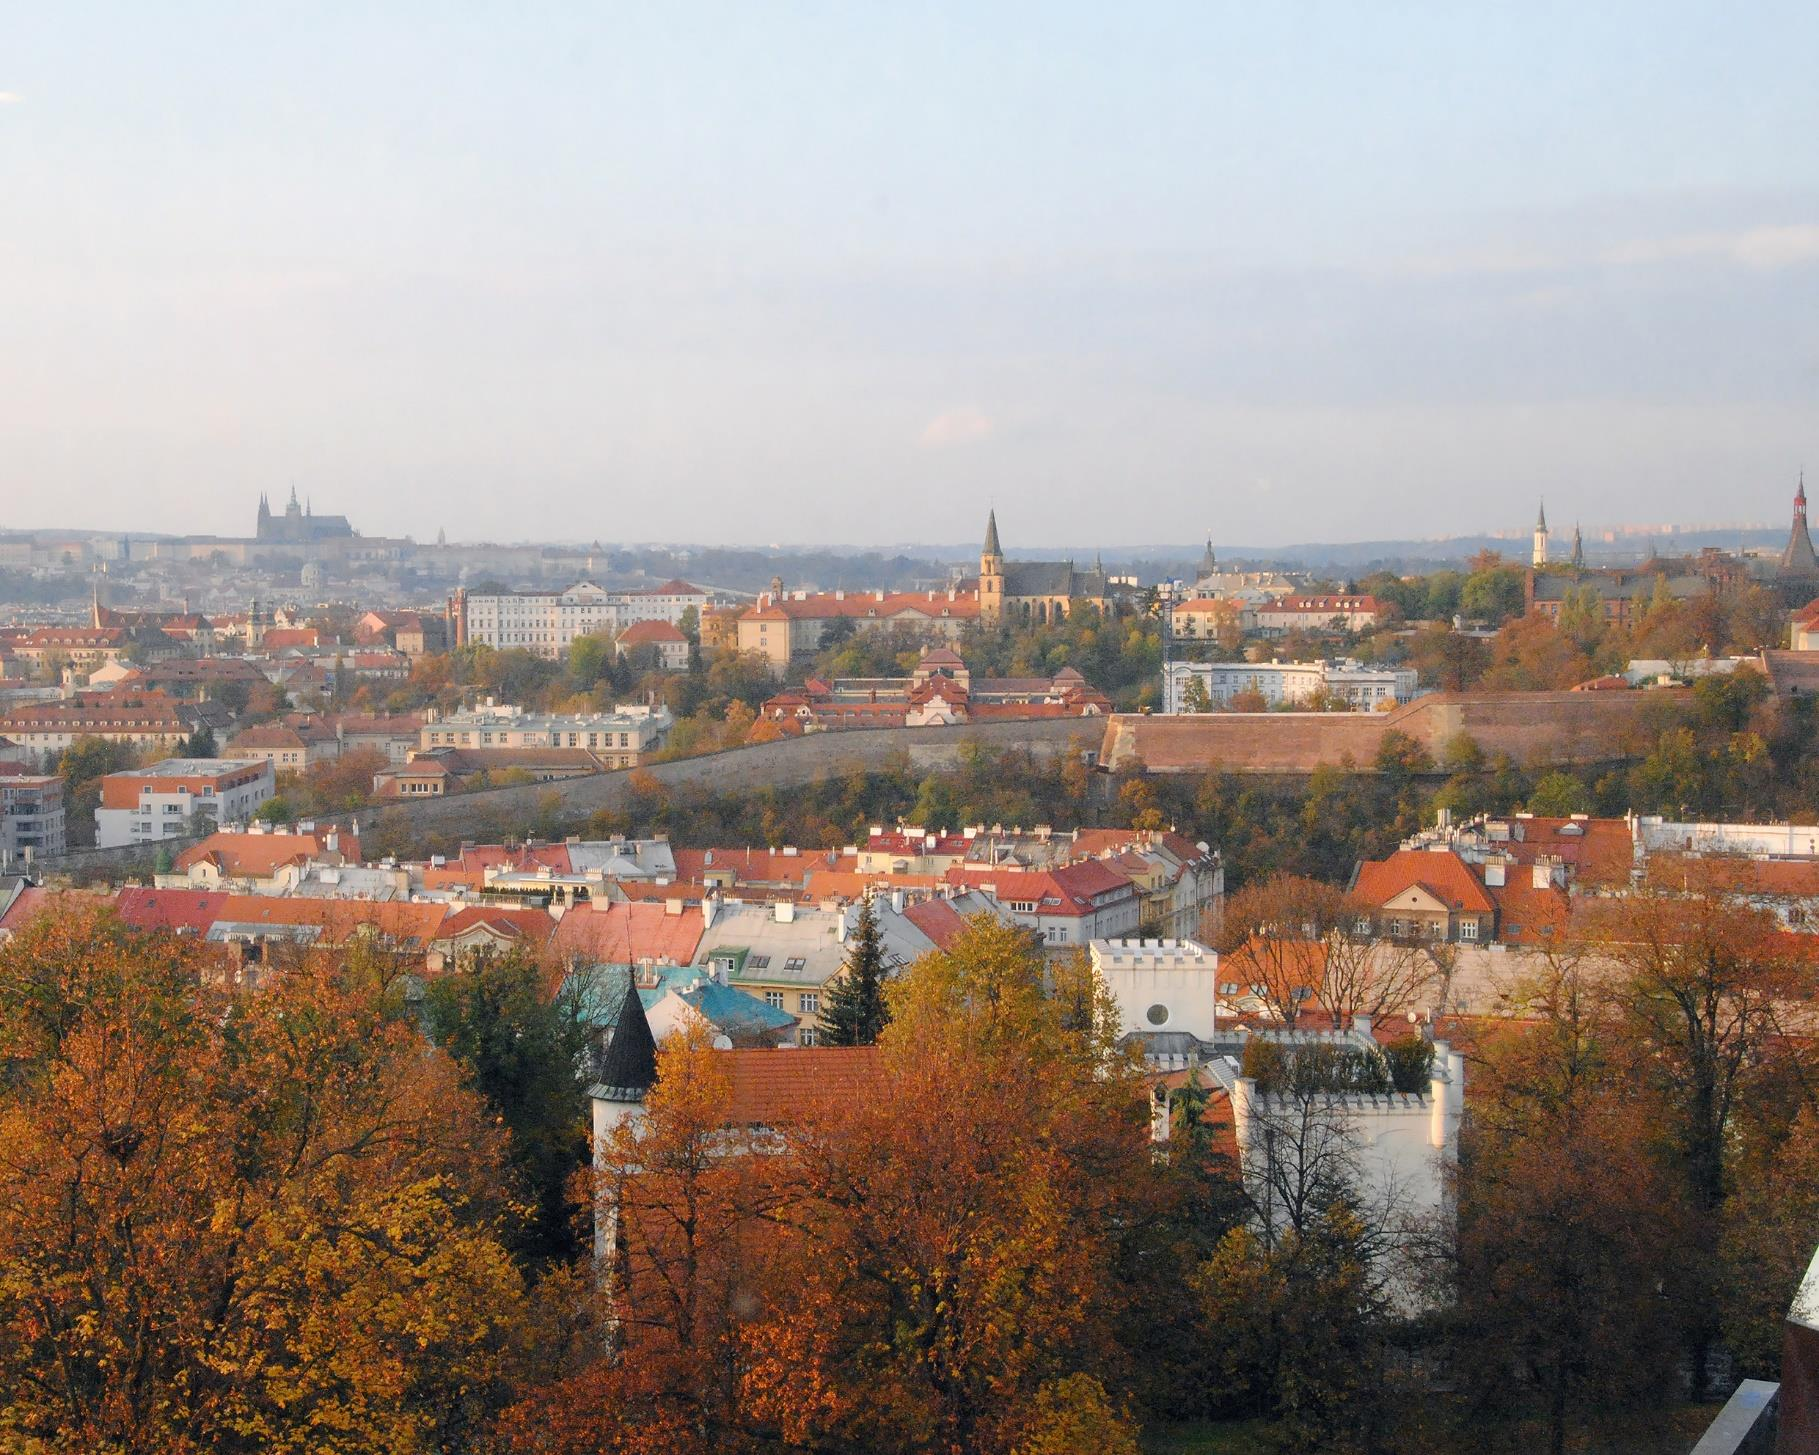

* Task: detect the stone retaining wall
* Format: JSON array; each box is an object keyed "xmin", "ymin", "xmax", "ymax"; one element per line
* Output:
[{"xmin": 1098, "ymin": 689, "xmax": 1689, "ymax": 774}]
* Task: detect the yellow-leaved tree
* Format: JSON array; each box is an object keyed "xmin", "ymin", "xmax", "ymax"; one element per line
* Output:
[{"xmin": 0, "ymin": 907, "xmax": 532, "ymax": 1453}]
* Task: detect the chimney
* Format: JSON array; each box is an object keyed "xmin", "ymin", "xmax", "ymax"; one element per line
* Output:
[
  {"xmin": 1532, "ymin": 861, "xmax": 1550, "ymax": 890},
  {"xmin": 702, "ymin": 893, "xmax": 719, "ymax": 931},
  {"xmin": 773, "ymin": 900, "xmax": 795, "ymax": 924},
  {"xmin": 890, "ymin": 888, "xmax": 904, "ymax": 914},
  {"xmin": 1484, "ymin": 859, "xmax": 1505, "ymax": 887}
]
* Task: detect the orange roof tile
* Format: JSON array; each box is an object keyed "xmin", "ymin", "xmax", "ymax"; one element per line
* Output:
[
  {"xmin": 551, "ymin": 901, "xmax": 705, "ymax": 966},
  {"xmin": 1352, "ymin": 850, "xmax": 1496, "ymax": 915},
  {"xmin": 722, "ymin": 1046, "xmax": 884, "ymax": 1125},
  {"xmin": 174, "ymin": 829, "xmax": 361, "ymax": 878}
]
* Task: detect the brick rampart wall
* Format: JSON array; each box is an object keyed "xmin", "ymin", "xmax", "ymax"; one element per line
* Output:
[{"xmin": 1099, "ymin": 689, "xmax": 1688, "ymax": 774}]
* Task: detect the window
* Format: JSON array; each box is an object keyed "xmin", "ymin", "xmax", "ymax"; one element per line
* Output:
[
  {"xmin": 747, "ymin": 954, "xmax": 771, "ymax": 970},
  {"xmin": 1145, "ymin": 1003, "xmax": 1169, "ymax": 1027},
  {"xmin": 763, "ymin": 991, "xmax": 784, "ymax": 1010},
  {"xmin": 1460, "ymin": 919, "xmax": 1479, "ymax": 941},
  {"xmin": 799, "ymin": 993, "xmax": 819, "ymax": 1014},
  {"xmin": 784, "ymin": 956, "xmax": 806, "ymax": 973},
  {"xmin": 799, "ymin": 1026, "xmax": 820, "ymax": 1047}
]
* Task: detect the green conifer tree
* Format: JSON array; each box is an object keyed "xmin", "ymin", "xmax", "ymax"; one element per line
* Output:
[{"xmin": 821, "ymin": 895, "xmax": 891, "ymax": 1046}]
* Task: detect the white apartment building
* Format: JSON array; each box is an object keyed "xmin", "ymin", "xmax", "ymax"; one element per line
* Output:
[
  {"xmin": 95, "ymin": 758, "xmax": 276, "ymax": 849},
  {"xmin": 449, "ymin": 580, "xmax": 712, "ymax": 660},
  {"xmin": 1162, "ymin": 658, "xmax": 1418, "ymax": 713},
  {"xmin": 419, "ymin": 701, "xmax": 673, "ymax": 757},
  {"xmin": 1090, "ymin": 937, "xmax": 1219, "ymax": 1043}
]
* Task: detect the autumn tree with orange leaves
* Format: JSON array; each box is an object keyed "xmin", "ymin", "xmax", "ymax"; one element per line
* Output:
[
  {"xmin": 0, "ymin": 907, "xmax": 534, "ymax": 1454},
  {"xmin": 1450, "ymin": 953, "xmax": 1689, "ymax": 1455}
]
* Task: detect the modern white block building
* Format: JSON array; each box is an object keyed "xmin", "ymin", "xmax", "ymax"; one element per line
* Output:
[{"xmin": 95, "ymin": 758, "xmax": 276, "ymax": 848}]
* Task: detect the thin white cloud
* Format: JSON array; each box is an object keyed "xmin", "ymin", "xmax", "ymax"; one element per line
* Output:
[
  {"xmin": 1603, "ymin": 224, "xmax": 1819, "ymax": 269},
  {"xmin": 0, "ymin": 92, "xmax": 23, "ymax": 106},
  {"xmin": 919, "ymin": 406, "xmax": 994, "ymax": 448}
]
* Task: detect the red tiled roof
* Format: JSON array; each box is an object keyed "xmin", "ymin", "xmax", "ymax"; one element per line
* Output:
[
  {"xmin": 0, "ymin": 886, "xmax": 85, "ymax": 934},
  {"xmin": 210, "ymin": 895, "xmax": 451, "ymax": 945},
  {"xmin": 1352, "ymin": 850, "xmax": 1496, "ymax": 915},
  {"xmin": 618, "ymin": 619, "xmax": 688, "ymax": 644},
  {"xmin": 1491, "ymin": 817, "xmax": 1633, "ymax": 886},
  {"xmin": 1486, "ymin": 877, "xmax": 1570, "ymax": 945},
  {"xmin": 550, "ymin": 901, "xmax": 705, "ymax": 966},
  {"xmin": 437, "ymin": 905, "xmax": 559, "ymax": 945},
  {"xmin": 804, "ymin": 870, "xmax": 942, "ymax": 900},
  {"xmin": 669, "ymin": 847, "xmax": 852, "ymax": 887},
  {"xmin": 901, "ymin": 897, "xmax": 971, "ymax": 949},
  {"xmin": 173, "ymin": 829, "xmax": 361, "ymax": 878},
  {"xmin": 113, "ymin": 887, "xmax": 231, "ymax": 934},
  {"xmin": 723, "ymin": 1046, "xmax": 884, "ymax": 1126}
]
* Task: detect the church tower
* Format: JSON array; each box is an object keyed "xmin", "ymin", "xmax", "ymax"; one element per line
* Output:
[
  {"xmin": 1532, "ymin": 500, "xmax": 1549, "ymax": 567},
  {"xmin": 1570, "ymin": 522, "xmax": 1584, "ymax": 570},
  {"xmin": 980, "ymin": 510, "xmax": 1005, "ymax": 627},
  {"xmin": 1779, "ymin": 472, "xmax": 1819, "ymax": 583}
]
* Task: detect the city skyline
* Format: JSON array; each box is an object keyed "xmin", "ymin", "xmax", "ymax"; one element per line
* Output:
[{"xmin": 4, "ymin": 2, "xmax": 1817, "ymax": 544}]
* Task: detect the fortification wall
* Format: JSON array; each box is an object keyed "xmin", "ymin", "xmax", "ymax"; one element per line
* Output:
[{"xmin": 1098, "ymin": 689, "xmax": 1688, "ymax": 774}]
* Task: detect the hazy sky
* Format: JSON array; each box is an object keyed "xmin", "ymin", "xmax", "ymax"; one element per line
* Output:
[{"xmin": 4, "ymin": 2, "xmax": 1817, "ymax": 547}]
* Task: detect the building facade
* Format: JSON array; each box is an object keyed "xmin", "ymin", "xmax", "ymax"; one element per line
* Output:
[
  {"xmin": 95, "ymin": 758, "xmax": 276, "ymax": 848},
  {"xmin": 1162, "ymin": 659, "xmax": 1417, "ymax": 712},
  {"xmin": 448, "ymin": 580, "xmax": 712, "ymax": 659},
  {"xmin": 0, "ymin": 773, "xmax": 67, "ymax": 863},
  {"xmin": 419, "ymin": 701, "xmax": 672, "ymax": 766},
  {"xmin": 736, "ymin": 587, "xmax": 980, "ymax": 670},
  {"xmin": 1251, "ymin": 595, "xmax": 1388, "ymax": 636}
]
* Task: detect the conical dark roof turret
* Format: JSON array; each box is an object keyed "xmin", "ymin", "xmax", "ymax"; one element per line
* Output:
[
  {"xmin": 982, "ymin": 509, "xmax": 1001, "ymax": 558},
  {"xmin": 595, "ymin": 979, "xmax": 658, "ymax": 1099}
]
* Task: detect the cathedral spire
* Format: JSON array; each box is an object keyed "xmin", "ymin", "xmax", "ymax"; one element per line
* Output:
[
  {"xmin": 1571, "ymin": 522, "xmax": 1584, "ymax": 569},
  {"xmin": 982, "ymin": 509, "xmax": 1001, "ymax": 559}
]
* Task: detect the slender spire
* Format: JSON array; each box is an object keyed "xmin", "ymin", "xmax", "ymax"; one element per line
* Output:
[
  {"xmin": 1571, "ymin": 523, "xmax": 1584, "ymax": 569},
  {"xmin": 982, "ymin": 509, "xmax": 1001, "ymax": 559},
  {"xmin": 1536, "ymin": 498, "xmax": 1548, "ymax": 532}
]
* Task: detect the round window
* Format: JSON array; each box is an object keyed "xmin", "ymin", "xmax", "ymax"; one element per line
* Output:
[{"xmin": 1146, "ymin": 1003, "xmax": 1170, "ymax": 1027}]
